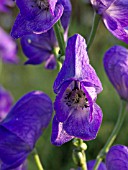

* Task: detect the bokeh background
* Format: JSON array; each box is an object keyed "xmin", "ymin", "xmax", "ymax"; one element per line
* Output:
[{"xmin": 0, "ymin": 0, "xmax": 128, "ymax": 169}]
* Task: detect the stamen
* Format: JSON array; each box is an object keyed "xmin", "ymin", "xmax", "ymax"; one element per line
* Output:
[{"xmin": 64, "ymin": 82, "xmax": 89, "ymax": 109}]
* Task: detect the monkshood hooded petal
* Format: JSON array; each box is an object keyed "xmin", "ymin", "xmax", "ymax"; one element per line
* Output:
[
  {"xmin": 0, "ymin": 85, "xmax": 13, "ymax": 122},
  {"xmin": 51, "ymin": 34, "xmax": 103, "ymax": 146},
  {"xmin": 0, "ymin": 27, "xmax": 18, "ymax": 64},
  {"xmin": 0, "ymin": 91, "xmax": 53, "ymax": 169},
  {"xmin": 90, "ymin": 0, "xmax": 128, "ymax": 43},
  {"xmin": 103, "ymin": 45, "xmax": 128, "ymax": 101},
  {"xmin": 106, "ymin": 145, "xmax": 128, "ymax": 170},
  {"xmin": 53, "ymin": 34, "xmax": 102, "ymax": 94},
  {"xmin": 11, "ymin": 0, "xmax": 64, "ymax": 38}
]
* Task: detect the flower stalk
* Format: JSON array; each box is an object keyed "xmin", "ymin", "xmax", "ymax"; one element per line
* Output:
[
  {"xmin": 33, "ymin": 148, "xmax": 44, "ymax": 170},
  {"xmin": 93, "ymin": 100, "xmax": 128, "ymax": 170},
  {"xmin": 53, "ymin": 20, "xmax": 65, "ymax": 59},
  {"xmin": 72, "ymin": 139, "xmax": 87, "ymax": 170},
  {"xmin": 87, "ymin": 12, "xmax": 101, "ymax": 50}
]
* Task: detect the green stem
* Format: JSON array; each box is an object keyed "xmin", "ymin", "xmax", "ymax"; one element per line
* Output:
[
  {"xmin": 87, "ymin": 12, "xmax": 101, "ymax": 50},
  {"xmin": 72, "ymin": 139, "xmax": 87, "ymax": 170},
  {"xmin": 53, "ymin": 20, "xmax": 65, "ymax": 58},
  {"xmin": 93, "ymin": 100, "xmax": 128, "ymax": 170},
  {"xmin": 33, "ymin": 148, "xmax": 44, "ymax": 170}
]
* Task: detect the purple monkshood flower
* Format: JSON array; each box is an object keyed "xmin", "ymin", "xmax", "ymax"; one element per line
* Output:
[
  {"xmin": 0, "ymin": 91, "xmax": 53, "ymax": 170},
  {"xmin": 11, "ymin": 0, "xmax": 71, "ymax": 39},
  {"xmin": 84, "ymin": 145, "xmax": 128, "ymax": 170},
  {"xmin": 106, "ymin": 145, "xmax": 128, "ymax": 170},
  {"xmin": 90, "ymin": 0, "xmax": 128, "ymax": 43},
  {"xmin": 0, "ymin": 0, "xmax": 15, "ymax": 13},
  {"xmin": 0, "ymin": 27, "xmax": 19, "ymax": 64},
  {"xmin": 51, "ymin": 34, "xmax": 103, "ymax": 146},
  {"xmin": 0, "ymin": 85, "xmax": 13, "ymax": 122},
  {"xmin": 103, "ymin": 45, "xmax": 128, "ymax": 101},
  {"xmin": 20, "ymin": 28, "xmax": 57, "ymax": 69},
  {"xmin": 20, "ymin": 0, "xmax": 71, "ymax": 69}
]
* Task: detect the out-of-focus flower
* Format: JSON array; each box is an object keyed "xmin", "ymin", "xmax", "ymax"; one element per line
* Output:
[
  {"xmin": 0, "ymin": 85, "xmax": 13, "ymax": 122},
  {"xmin": 0, "ymin": 27, "xmax": 19, "ymax": 64},
  {"xmin": 90, "ymin": 0, "xmax": 128, "ymax": 43},
  {"xmin": 20, "ymin": 29, "xmax": 57, "ymax": 69},
  {"xmin": 103, "ymin": 45, "xmax": 128, "ymax": 101},
  {"xmin": 11, "ymin": 0, "xmax": 72, "ymax": 38},
  {"xmin": 77, "ymin": 160, "xmax": 107, "ymax": 170},
  {"xmin": 86, "ymin": 160, "xmax": 107, "ymax": 170},
  {"xmin": 20, "ymin": 0, "xmax": 71, "ymax": 69},
  {"xmin": 0, "ymin": 0, "xmax": 15, "ymax": 13},
  {"xmin": 51, "ymin": 34, "xmax": 103, "ymax": 146},
  {"xmin": 106, "ymin": 145, "xmax": 128, "ymax": 170},
  {"xmin": 0, "ymin": 91, "xmax": 53, "ymax": 169}
]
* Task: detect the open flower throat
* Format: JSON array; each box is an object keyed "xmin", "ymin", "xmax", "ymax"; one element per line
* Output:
[
  {"xmin": 36, "ymin": 0, "xmax": 49, "ymax": 10},
  {"xmin": 64, "ymin": 81, "xmax": 89, "ymax": 109}
]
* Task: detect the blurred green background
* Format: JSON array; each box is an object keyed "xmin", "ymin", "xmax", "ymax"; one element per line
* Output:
[{"xmin": 0, "ymin": 0, "xmax": 128, "ymax": 169}]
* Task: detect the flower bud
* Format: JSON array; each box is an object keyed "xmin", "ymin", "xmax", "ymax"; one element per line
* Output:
[{"xmin": 104, "ymin": 45, "xmax": 128, "ymax": 101}]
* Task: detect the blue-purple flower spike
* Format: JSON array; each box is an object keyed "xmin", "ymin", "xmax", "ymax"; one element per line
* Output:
[
  {"xmin": 103, "ymin": 45, "xmax": 128, "ymax": 101},
  {"xmin": 51, "ymin": 34, "xmax": 103, "ymax": 146},
  {"xmin": 106, "ymin": 145, "xmax": 128, "ymax": 170},
  {"xmin": 90, "ymin": 0, "xmax": 128, "ymax": 44},
  {"xmin": 0, "ymin": 91, "xmax": 53, "ymax": 169},
  {"xmin": 11, "ymin": 0, "xmax": 65, "ymax": 38}
]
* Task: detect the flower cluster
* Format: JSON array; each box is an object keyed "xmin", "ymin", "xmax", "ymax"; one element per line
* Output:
[
  {"xmin": 20, "ymin": 0, "xmax": 71, "ymax": 69},
  {"xmin": 11, "ymin": 0, "xmax": 71, "ymax": 38}
]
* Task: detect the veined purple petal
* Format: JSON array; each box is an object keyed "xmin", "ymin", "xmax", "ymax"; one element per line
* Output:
[
  {"xmin": 0, "ymin": 126, "xmax": 30, "ymax": 170},
  {"xmin": 0, "ymin": 27, "xmax": 19, "ymax": 64},
  {"xmin": 106, "ymin": 145, "xmax": 128, "ymax": 170},
  {"xmin": 53, "ymin": 34, "xmax": 102, "ymax": 94},
  {"xmin": 51, "ymin": 115, "xmax": 74, "ymax": 146},
  {"xmin": 103, "ymin": 45, "xmax": 128, "ymax": 101},
  {"xmin": 54, "ymin": 80, "xmax": 74, "ymax": 122},
  {"xmin": 1, "ymin": 91, "xmax": 53, "ymax": 149},
  {"xmin": 63, "ymin": 103, "xmax": 102, "ymax": 141},
  {"xmin": 11, "ymin": 3, "xmax": 64, "ymax": 38},
  {"xmin": 91, "ymin": 0, "xmax": 128, "ymax": 43},
  {"xmin": 0, "ymin": 86, "xmax": 13, "ymax": 122}
]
